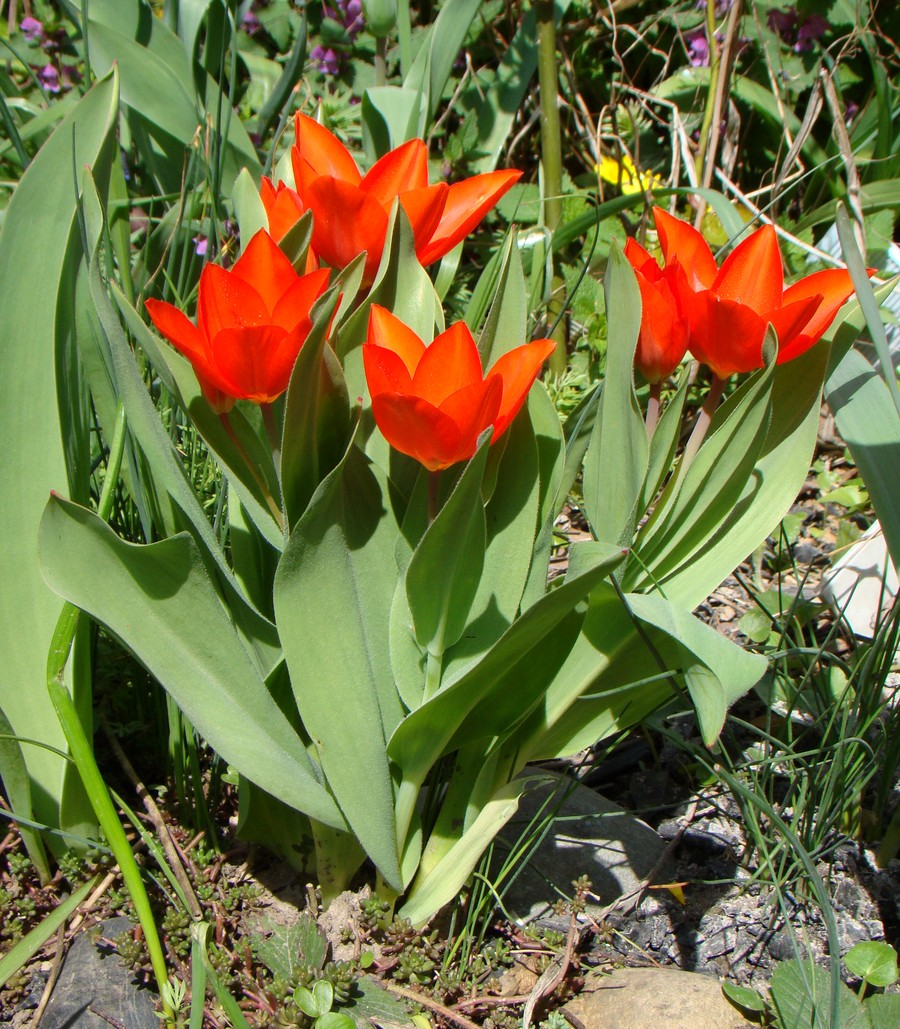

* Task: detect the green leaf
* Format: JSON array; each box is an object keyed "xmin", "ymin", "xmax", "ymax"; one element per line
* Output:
[
  {"xmin": 844, "ymin": 942, "xmax": 899, "ymax": 987},
  {"xmin": 274, "ymin": 445, "xmax": 404, "ymax": 889},
  {"xmin": 0, "ymin": 707, "xmax": 50, "ymax": 881},
  {"xmin": 254, "ymin": 913, "xmax": 328, "ymax": 983},
  {"xmin": 281, "ymin": 291, "xmax": 352, "ymax": 529},
  {"xmin": 405, "ymin": 440, "xmax": 489, "ymax": 659},
  {"xmin": 39, "ymin": 496, "xmax": 343, "ymax": 829},
  {"xmin": 343, "ymin": 978, "xmax": 416, "ymax": 1028},
  {"xmin": 388, "ymin": 543, "xmax": 627, "ymax": 786},
  {"xmin": 0, "ymin": 68, "xmax": 118, "ymax": 837},
  {"xmin": 582, "ymin": 245, "xmax": 649, "ymax": 547},
  {"xmin": 625, "ymin": 594, "xmax": 766, "ymax": 745},
  {"xmin": 400, "ymin": 774, "xmax": 551, "ymax": 925},
  {"xmin": 769, "ymin": 959, "xmax": 869, "ymax": 1029},
  {"xmin": 315, "ymin": 1013, "xmax": 355, "ymax": 1029},
  {"xmin": 826, "ymin": 347, "xmax": 900, "ymax": 569},
  {"xmin": 475, "ymin": 231, "xmax": 528, "ymax": 366},
  {"xmin": 0, "ymin": 874, "xmax": 99, "ymax": 988},
  {"xmin": 865, "ymin": 993, "xmax": 900, "ymax": 1029},
  {"xmin": 721, "ymin": 981, "xmax": 768, "ymax": 1015}
]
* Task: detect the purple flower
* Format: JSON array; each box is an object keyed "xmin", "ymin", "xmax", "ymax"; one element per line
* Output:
[
  {"xmin": 241, "ymin": 12, "xmax": 261, "ymax": 34},
  {"xmin": 767, "ymin": 7, "xmax": 797, "ymax": 37},
  {"xmin": 795, "ymin": 14, "xmax": 827, "ymax": 52},
  {"xmin": 38, "ymin": 64, "xmax": 60, "ymax": 93},
  {"xmin": 324, "ymin": 0, "xmax": 364, "ymax": 40},
  {"xmin": 686, "ymin": 29, "xmax": 710, "ymax": 67},
  {"xmin": 20, "ymin": 16, "xmax": 44, "ymax": 43},
  {"xmin": 310, "ymin": 44, "xmax": 341, "ymax": 77},
  {"xmin": 60, "ymin": 64, "xmax": 82, "ymax": 88},
  {"xmin": 194, "ymin": 235, "xmax": 208, "ymax": 257}
]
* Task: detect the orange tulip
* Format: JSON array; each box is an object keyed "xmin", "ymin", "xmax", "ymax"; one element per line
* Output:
[
  {"xmin": 649, "ymin": 207, "xmax": 859, "ymax": 379},
  {"xmin": 146, "ymin": 229, "xmax": 330, "ymax": 413},
  {"xmin": 624, "ymin": 237, "xmax": 689, "ymax": 384},
  {"xmin": 363, "ymin": 306, "xmax": 555, "ymax": 471},
  {"xmin": 291, "ymin": 113, "xmax": 521, "ymax": 285}
]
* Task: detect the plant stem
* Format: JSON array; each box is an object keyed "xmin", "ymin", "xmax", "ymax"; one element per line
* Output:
[
  {"xmin": 427, "ymin": 469, "xmax": 441, "ymax": 524},
  {"xmin": 645, "ymin": 381, "xmax": 662, "ymax": 438},
  {"xmin": 693, "ymin": 0, "xmax": 721, "ymax": 188},
  {"xmin": 681, "ymin": 373, "xmax": 725, "ymax": 470},
  {"xmin": 220, "ymin": 412, "xmax": 285, "ymax": 531},
  {"xmin": 536, "ymin": 0, "xmax": 568, "ymax": 377},
  {"xmin": 374, "ymin": 35, "xmax": 388, "ymax": 87}
]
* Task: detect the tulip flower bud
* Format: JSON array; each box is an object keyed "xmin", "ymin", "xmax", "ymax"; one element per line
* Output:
[{"xmin": 362, "ymin": 0, "xmax": 396, "ymax": 38}]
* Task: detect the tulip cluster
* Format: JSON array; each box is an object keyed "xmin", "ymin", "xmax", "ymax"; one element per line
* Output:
[
  {"xmin": 146, "ymin": 116, "xmax": 548, "ymax": 474},
  {"xmin": 625, "ymin": 207, "xmax": 859, "ymax": 383}
]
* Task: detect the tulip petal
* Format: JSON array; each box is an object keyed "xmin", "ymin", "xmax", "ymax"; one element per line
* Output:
[
  {"xmin": 633, "ymin": 270, "xmax": 689, "ymax": 384},
  {"xmin": 292, "ymin": 112, "xmax": 361, "ymax": 193},
  {"xmin": 487, "ymin": 338, "xmax": 556, "ymax": 438},
  {"xmin": 412, "ymin": 321, "xmax": 483, "ymax": 406},
  {"xmin": 624, "ymin": 236, "xmax": 660, "ymax": 279},
  {"xmin": 367, "ymin": 305, "xmax": 425, "ymax": 377},
  {"xmin": 371, "ymin": 393, "xmax": 469, "ymax": 471},
  {"xmin": 779, "ymin": 269, "xmax": 857, "ymax": 350},
  {"xmin": 232, "ymin": 229, "xmax": 304, "ymax": 314},
  {"xmin": 400, "ymin": 183, "xmax": 451, "ymax": 255},
  {"xmin": 765, "ymin": 293, "xmax": 824, "ymax": 364},
  {"xmin": 145, "ymin": 298, "xmax": 208, "ymax": 364},
  {"xmin": 713, "ymin": 224, "xmax": 783, "ymax": 314},
  {"xmin": 361, "ymin": 138, "xmax": 429, "ymax": 207},
  {"xmin": 438, "ymin": 376, "xmax": 503, "ymax": 448},
  {"xmin": 306, "ymin": 177, "xmax": 388, "ymax": 283},
  {"xmin": 416, "ymin": 169, "xmax": 522, "ymax": 266},
  {"xmin": 271, "ymin": 268, "xmax": 331, "ymax": 332},
  {"xmin": 653, "ymin": 207, "xmax": 718, "ymax": 290},
  {"xmin": 212, "ymin": 323, "xmax": 306, "ymax": 404},
  {"xmin": 198, "ymin": 262, "xmax": 269, "ymax": 342},
  {"xmin": 260, "ymin": 177, "xmax": 305, "ymax": 242},
  {"xmin": 687, "ymin": 292, "xmax": 767, "ymax": 379},
  {"xmin": 363, "ymin": 343, "xmax": 415, "ymax": 398}
]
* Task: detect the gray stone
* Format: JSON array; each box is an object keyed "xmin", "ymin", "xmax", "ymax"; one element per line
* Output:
[
  {"xmin": 561, "ymin": 967, "xmax": 755, "ymax": 1028},
  {"xmin": 39, "ymin": 917, "xmax": 159, "ymax": 1029},
  {"xmin": 493, "ymin": 773, "xmax": 669, "ymax": 925}
]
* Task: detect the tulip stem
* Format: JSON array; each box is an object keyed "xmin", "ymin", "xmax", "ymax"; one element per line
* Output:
[
  {"xmin": 682, "ymin": 374, "xmax": 725, "ymax": 470},
  {"xmin": 427, "ymin": 470, "xmax": 441, "ymax": 525},
  {"xmin": 374, "ymin": 35, "xmax": 388, "ymax": 87},
  {"xmin": 220, "ymin": 413, "xmax": 285, "ymax": 531},
  {"xmin": 260, "ymin": 402, "xmax": 282, "ymax": 466},
  {"xmin": 645, "ymin": 382, "xmax": 662, "ymax": 439}
]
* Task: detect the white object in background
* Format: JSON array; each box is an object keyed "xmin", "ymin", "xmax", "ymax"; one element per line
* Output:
[{"xmin": 820, "ymin": 522, "xmax": 898, "ymax": 654}]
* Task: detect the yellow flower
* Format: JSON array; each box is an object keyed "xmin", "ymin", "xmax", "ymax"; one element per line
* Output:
[{"xmin": 596, "ymin": 154, "xmax": 662, "ymax": 194}]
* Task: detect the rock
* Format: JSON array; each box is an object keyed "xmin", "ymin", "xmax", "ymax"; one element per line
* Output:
[
  {"xmin": 494, "ymin": 773, "xmax": 669, "ymax": 926},
  {"xmin": 561, "ymin": 967, "xmax": 755, "ymax": 1028},
  {"xmin": 39, "ymin": 917, "xmax": 159, "ymax": 1029}
]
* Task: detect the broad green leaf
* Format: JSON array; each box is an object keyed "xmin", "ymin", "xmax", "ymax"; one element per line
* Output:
[
  {"xmin": 253, "ymin": 912, "xmax": 326, "ymax": 983},
  {"xmin": 769, "ymin": 959, "xmax": 868, "ymax": 1029},
  {"xmin": 113, "ymin": 283, "xmax": 284, "ymax": 551},
  {"xmin": 626, "ymin": 342, "xmax": 777, "ymax": 594},
  {"xmin": 625, "ymin": 594, "xmax": 766, "ymax": 745},
  {"xmin": 333, "ymin": 205, "xmax": 439, "ymax": 361},
  {"xmin": 342, "ymin": 978, "xmax": 417, "ymax": 1029},
  {"xmin": 402, "ymin": 0, "xmax": 482, "ymax": 131},
  {"xmin": 0, "ymin": 707, "xmax": 50, "ymax": 881},
  {"xmin": 281, "ymin": 292, "xmax": 352, "ymax": 530},
  {"xmin": 388, "ymin": 542, "xmax": 627, "ymax": 786},
  {"xmin": 400, "ymin": 774, "xmax": 551, "ymax": 925},
  {"xmin": 232, "ymin": 167, "xmax": 268, "ymax": 248},
  {"xmin": 362, "ymin": 85, "xmax": 423, "ymax": 155},
  {"xmin": 655, "ymin": 337, "xmax": 831, "ymax": 607},
  {"xmin": 866, "ymin": 993, "xmax": 900, "ymax": 1029},
  {"xmin": 826, "ymin": 344, "xmax": 900, "ymax": 569},
  {"xmin": 443, "ymin": 402, "xmax": 545, "ymax": 678},
  {"xmin": 721, "ymin": 982, "xmax": 767, "ymax": 1015},
  {"xmin": 844, "ymin": 942, "xmax": 899, "ymax": 987},
  {"xmin": 274, "ymin": 445, "xmax": 404, "ymax": 889},
  {"xmin": 39, "ymin": 496, "xmax": 343, "ymax": 829},
  {"xmin": 405, "ymin": 440, "xmax": 490, "ymax": 660},
  {"xmin": 0, "ymin": 69, "xmax": 118, "ymax": 836},
  {"xmin": 520, "ymin": 385, "xmax": 567, "ymax": 609},
  {"xmin": 582, "ymin": 245, "xmax": 649, "ymax": 547},
  {"xmin": 476, "ymin": 231, "xmax": 528, "ymax": 366}
]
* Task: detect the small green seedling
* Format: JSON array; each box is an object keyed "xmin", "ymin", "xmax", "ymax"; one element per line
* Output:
[
  {"xmin": 723, "ymin": 941, "xmax": 900, "ymax": 1028},
  {"xmin": 294, "ymin": 980, "xmax": 355, "ymax": 1028}
]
